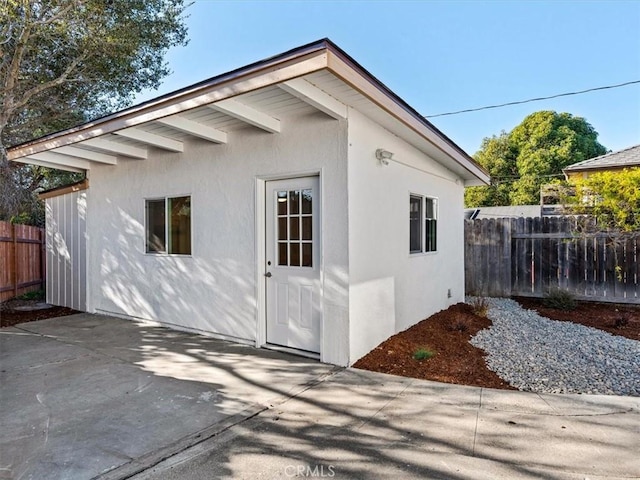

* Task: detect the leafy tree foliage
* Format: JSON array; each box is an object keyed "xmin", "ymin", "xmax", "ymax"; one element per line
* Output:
[
  {"xmin": 0, "ymin": 0, "xmax": 189, "ymax": 224},
  {"xmin": 565, "ymin": 169, "xmax": 640, "ymax": 233},
  {"xmin": 465, "ymin": 111, "xmax": 607, "ymax": 207}
]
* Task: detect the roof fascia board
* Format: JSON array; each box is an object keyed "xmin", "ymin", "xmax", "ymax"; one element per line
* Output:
[
  {"xmin": 39, "ymin": 179, "xmax": 89, "ymax": 200},
  {"xmin": 8, "ymin": 49, "xmax": 330, "ymax": 161},
  {"xmin": 324, "ymin": 47, "xmax": 489, "ymax": 185},
  {"xmin": 564, "ymin": 163, "xmax": 640, "ymax": 173}
]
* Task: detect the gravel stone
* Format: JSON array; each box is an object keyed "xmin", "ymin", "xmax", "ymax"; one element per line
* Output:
[{"xmin": 468, "ymin": 297, "xmax": 640, "ymax": 396}]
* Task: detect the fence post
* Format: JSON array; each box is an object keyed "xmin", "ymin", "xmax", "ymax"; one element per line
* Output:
[
  {"xmin": 40, "ymin": 228, "xmax": 46, "ymax": 292},
  {"xmin": 502, "ymin": 218, "xmax": 512, "ymax": 297},
  {"xmin": 12, "ymin": 223, "xmax": 18, "ymax": 298}
]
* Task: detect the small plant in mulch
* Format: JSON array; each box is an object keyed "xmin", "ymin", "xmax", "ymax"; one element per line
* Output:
[
  {"xmin": 613, "ymin": 316, "xmax": 629, "ymax": 329},
  {"xmin": 448, "ymin": 319, "xmax": 469, "ymax": 333},
  {"xmin": 543, "ymin": 288, "xmax": 576, "ymax": 311},
  {"xmin": 17, "ymin": 290, "xmax": 45, "ymax": 301},
  {"xmin": 470, "ymin": 297, "xmax": 489, "ymax": 317},
  {"xmin": 412, "ymin": 347, "xmax": 436, "ymax": 361}
]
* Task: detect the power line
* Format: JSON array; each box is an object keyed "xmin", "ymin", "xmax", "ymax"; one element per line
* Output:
[{"xmin": 425, "ymin": 80, "xmax": 640, "ymax": 118}]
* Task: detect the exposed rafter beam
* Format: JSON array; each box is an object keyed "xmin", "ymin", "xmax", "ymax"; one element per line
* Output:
[
  {"xmin": 155, "ymin": 116, "xmax": 228, "ymax": 143},
  {"xmin": 114, "ymin": 127, "xmax": 183, "ymax": 152},
  {"xmin": 81, "ymin": 137, "xmax": 148, "ymax": 159},
  {"xmin": 17, "ymin": 158, "xmax": 85, "ymax": 173},
  {"xmin": 53, "ymin": 146, "xmax": 118, "ymax": 165},
  {"xmin": 16, "ymin": 152, "xmax": 91, "ymax": 172},
  {"xmin": 208, "ymin": 98, "xmax": 280, "ymax": 133},
  {"xmin": 279, "ymin": 78, "xmax": 347, "ymax": 120}
]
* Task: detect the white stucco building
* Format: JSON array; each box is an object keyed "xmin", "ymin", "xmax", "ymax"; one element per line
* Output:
[{"xmin": 8, "ymin": 40, "xmax": 489, "ymax": 366}]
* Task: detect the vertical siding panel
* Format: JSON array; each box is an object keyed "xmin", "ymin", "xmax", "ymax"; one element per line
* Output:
[
  {"xmin": 43, "ymin": 191, "xmax": 87, "ymax": 310},
  {"xmin": 79, "ymin": 192, "xmax": 87, "ymax": 311}
]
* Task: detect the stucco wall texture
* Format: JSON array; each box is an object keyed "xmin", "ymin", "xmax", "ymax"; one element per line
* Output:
[{"xmin": 81, "ymin": 108, "xmax": 464, "ymax": 366}]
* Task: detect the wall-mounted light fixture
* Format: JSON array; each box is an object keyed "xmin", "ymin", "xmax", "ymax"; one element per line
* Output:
[{"xmin": 375, "ymin": 148, "xmax": 393, "ymax": 166}]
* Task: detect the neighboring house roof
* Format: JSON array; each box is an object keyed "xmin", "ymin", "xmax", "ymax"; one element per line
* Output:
[
  {"xmin": 7, "ymin": 39, "xmax": 490, "ymax": 186},
  {"xmin": 563, "ymin": 144, "xmax": 640, "ymax": 174},
  {"xmin": 465, "ymin": 205, "xmax": 541, "ymax": 219}
]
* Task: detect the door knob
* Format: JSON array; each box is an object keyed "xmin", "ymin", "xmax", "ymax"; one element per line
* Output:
[{"xmin": 264, "ymin": 272, "xmax": 272, "ymax": 278}]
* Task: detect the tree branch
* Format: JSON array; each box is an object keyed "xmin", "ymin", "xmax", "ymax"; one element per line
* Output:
[{"xmin": 11, "ymin": 54, "xmax": 87, "ymax": 113}]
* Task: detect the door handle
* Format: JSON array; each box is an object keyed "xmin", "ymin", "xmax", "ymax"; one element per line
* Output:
[{"xmin": 264, "ymin": 272, "xmax": 272, "ymax": 278}]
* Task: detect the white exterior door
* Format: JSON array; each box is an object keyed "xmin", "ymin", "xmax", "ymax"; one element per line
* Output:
[{"xmin": 265, "ymin": 177, "xmax": 321, "ymax": 353}]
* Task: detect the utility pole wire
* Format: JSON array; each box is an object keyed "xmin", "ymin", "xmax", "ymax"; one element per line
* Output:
[{"xmin": 425, "ymin": 80, "xmax": 640, "ymax": 118}]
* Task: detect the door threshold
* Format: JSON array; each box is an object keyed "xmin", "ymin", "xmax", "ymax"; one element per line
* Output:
[{"xmin": 263, "ymin": 343, "xmax": 320, "ymax": 361}]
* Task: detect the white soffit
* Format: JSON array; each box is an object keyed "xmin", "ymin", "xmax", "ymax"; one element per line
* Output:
[
  {"xmin": 208, "ymin": 98, "xmax": 281, "ymax": 133},
  {"xmin": 114, "ymin": 127, "xmax": 184, "ymax": 152},
  {"xmin": 6, "ymin": 41, "xmax": 487, "ymax": 184}
]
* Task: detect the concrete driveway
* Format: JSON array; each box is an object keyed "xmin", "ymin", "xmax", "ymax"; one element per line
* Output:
[{"xmin": 1, "ymin": 314, "xmax": 639, "ymax": 480}]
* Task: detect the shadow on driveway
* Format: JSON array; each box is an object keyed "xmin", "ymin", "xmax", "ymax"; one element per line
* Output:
[{"xmin": 1, "ymin": 313, "xmax": 638, "ymax": 480}]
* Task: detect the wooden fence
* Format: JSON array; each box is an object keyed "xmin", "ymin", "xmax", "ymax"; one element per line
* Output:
[
  {"xmin": 0, "ymin": 221, "xmax": 46, "ymax": 302},
  {"xmin": 465, "ymin": 216, "xmax": 640, "ymax": 304}
]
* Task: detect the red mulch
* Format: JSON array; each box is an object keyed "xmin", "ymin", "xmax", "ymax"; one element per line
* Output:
[
  {"xmin": 353, "ymin": 303, "xmax": 515, "ymax": 390},
  {"xmin": 514, "ymin": 296, "xmax": 640, "ymax": 341},
  {"xmin": 354, "ymin": 298, "xmax": 640, "ymax": 390},
  {"xmin": 1, "ymin": 299, "xmax": 78, "ymax": 328}
]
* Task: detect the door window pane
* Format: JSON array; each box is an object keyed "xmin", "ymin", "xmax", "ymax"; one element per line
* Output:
[
  {"xmin": 289, "ymin": 242, "xmax": 300, "ymax": 266},
  {"xmin": 278, "ymin": 217, "xmax": 287, "ymax": 241},
  {"xmin": 302, "ymin": 243, "xmax": 312, "ymax": 267},
  {"xmin": 278, "ymin": 242, "xmax": 288, "ymax": 266},
  {"xmin": 301, "ymin": 189, "xmax": 312, "ymax": 214},
  {"xmin": 289, "ymin": 190, "xmax": 300, "ymax": 214},
  {"xmin": 277, "ymin": 191, "xmax": 288, "ymax": 216},
  {"xmin": 290, "ymin": 217, "xmax": 300, "ymax": 240},
  {"xmin": 302, "ymin": 217, "xmax": 312, "ymax": 241}
]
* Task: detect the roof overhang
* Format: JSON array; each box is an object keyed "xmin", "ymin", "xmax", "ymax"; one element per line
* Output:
[{"xmin": 8, "ymin": 39, "xmax": 489, "ymax": 186}]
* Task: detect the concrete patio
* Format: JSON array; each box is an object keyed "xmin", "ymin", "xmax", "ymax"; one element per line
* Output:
[{"xmin": 1, "ymin": 314, "xmax": 638, "ymax": 479}]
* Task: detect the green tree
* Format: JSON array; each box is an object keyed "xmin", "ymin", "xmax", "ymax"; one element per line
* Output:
[
  {"xmin": 566, "ymin": 169, "xmax": 640, "ymax": 233},
  {"xmin": 465, "ymin": 111, "xmax": 607, "ymax": 207},
  {"xmin": 1, "ymin": 0, "xmax": 189, "ymax": 224}
]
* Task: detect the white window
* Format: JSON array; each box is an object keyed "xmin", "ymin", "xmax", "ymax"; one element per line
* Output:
[
  {"xmin": 145, "ymin": 196, "xmax": 191, "ymax": 255},
  {"xmin": 409, "ymin": 195, "xmax": 437, "ymax": 254}
]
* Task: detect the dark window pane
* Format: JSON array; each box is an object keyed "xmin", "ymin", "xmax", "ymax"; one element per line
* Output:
[
  {"xmin": 409, "ymin": 196, "xmax": 422, "ymax": 253},
  {"xmin": 146, "ymin": 199, "xmax": 166, "ymax": 253},
  {"xmin": 290, "ymin": 217, "xmax": 300, "ymax": 240},
  {"xmin": 302, "ymin": 216, "xmax": 312, "ymax": 240},
  {"xmin": 290, "ymin": 242, "xmax": 300, "ymax": 266},
  {"xmin": 301, "ymin": 189, "xmax": 312, "ymax": 214},
  {"xmin": 302, "ymin": 243, "xmax": 312, "ymax": 267},
  {"xmin": 289, "ymin": 190, "xmax": 300, "ymax": 214},
  {"xmin": 278, "ymin": 242, "xmax": 288, "ymax": 266},
  {"xmin": 277, "ymin": 191, "xmax": 287, "ymax": 216},
  {"xmin": 168, "ymin": 196, "xmax": 191, "ymax": 255},
  {"xmin": 426, "ymin": 219, "xmax": 437, "ymax": 252},
  {"xmin": 278, "ymin": 217, "xmax": 287, "ymax": 241},
  {"xmin": 426, "ymin": 198, "xmax": 436, "ymax": 219}
]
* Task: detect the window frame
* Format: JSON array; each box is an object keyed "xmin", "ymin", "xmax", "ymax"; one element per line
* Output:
[
  {"xmin": 409, "ymin": 193, "xmax": 439, "ymax": 256},
  {"xmin": 144, "ymin": 194, "xmax": 192, "ymax": 256}
]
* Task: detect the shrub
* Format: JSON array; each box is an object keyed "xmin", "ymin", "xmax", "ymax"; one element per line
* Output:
[
  {"xmin": 448, "ymin": 320, "xmax": 469, "ymax": 333},
  {"xmin": 17, "ymin": 290, "xmax": 45, "ymax": 301},
  {"xmin": 543, "ymin": 289, "xmax": 576, "ymax": 311},
  {"xmin": 470, "ymin": 297, "xmax": 489, "ymax": 317},
  {"xmin": 413, "ymin": 347, "xmax": 436, "ymax": 361},
  {"xmin": 614, "ymin": 316, "xmax": 629, "ymax": 329}
]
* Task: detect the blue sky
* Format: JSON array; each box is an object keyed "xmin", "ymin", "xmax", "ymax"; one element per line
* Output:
[{"xmin": 135, "ymin": 0, "xmax": 640, "ymax": 156}]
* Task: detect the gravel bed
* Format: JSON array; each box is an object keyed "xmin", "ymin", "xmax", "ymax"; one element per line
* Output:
[{"xmin": 469, "ymin": 297, "xmax": 640, "ymax": 396}]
